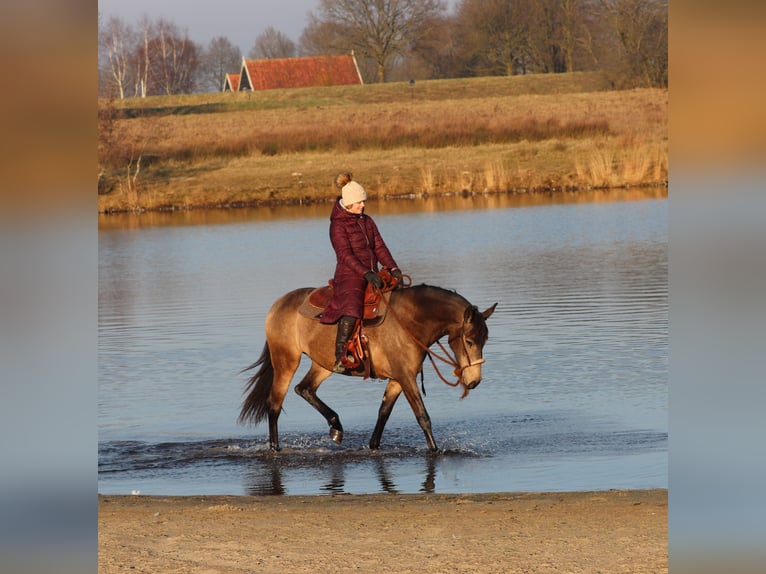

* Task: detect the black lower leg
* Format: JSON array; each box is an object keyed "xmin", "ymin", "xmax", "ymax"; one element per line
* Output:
[{"xmin": 332, "ymin": 316, "xmax": 357, "ymax": 372}]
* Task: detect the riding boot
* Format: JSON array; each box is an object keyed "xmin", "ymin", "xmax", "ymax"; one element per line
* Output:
[{"xmin": 332, "ymin": 316, "xmax": 357, "ymax": 373}]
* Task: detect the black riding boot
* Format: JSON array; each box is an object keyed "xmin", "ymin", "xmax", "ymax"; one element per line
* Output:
[{"xmin": 332, "ymin": 316, "xmax": 357, "ymax": 373}]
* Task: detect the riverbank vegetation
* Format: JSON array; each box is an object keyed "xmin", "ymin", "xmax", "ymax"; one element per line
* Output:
[{"xmin": 97, "ymin": 72, "xmax": 667, "ymax": 213}]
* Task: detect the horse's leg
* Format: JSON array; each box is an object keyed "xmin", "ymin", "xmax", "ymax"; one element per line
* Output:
[
  {"xmin": 369, "ymin": 379, "xmax": 403, "ymax": 450},
  {"xmin": 267, "ymin": 346, "xmax": 302, "ymax": 452},
  {"xmin": 400, "ymin": 381, "xmax": 438, "ymax": 452},
  {"xmin": 294, "ymin": 362, "xmax": 343, "ymax": 444}
]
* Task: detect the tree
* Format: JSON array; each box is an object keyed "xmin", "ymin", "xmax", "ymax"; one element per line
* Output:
[
  {"xmin": 249, "ymin": 27, "xmax": 297, "ymax": 59},
  {"xmin": 531, "ymin": 0, "xmax": 568, "ymax": 73},
  {"xmin": 200, "ymin": 36, "xmax": 242, "ymax": 92},
  {"xmin": 455, "ymin": 0, "xmax": 534, "ymax": 76},
  {"xmin": 597, "ymin": 0, "xmax": 667, "ymax": 87},
  {"xmin": 133, "ymin": 15, "xmax": 153, "ymax": 97},
  {"xmin": 405, "ymin": 13, "xmax": 463, "ymax": 79},
  {"xmin": 306, "ymin": 0, "xmax": 446, "ymax": 83},
  {"xmin": 143, "ymin": 19, "xmax": 201, "ymax": 95},
  {"xmin": 299, "ymin": 13, "xmax": 346, "ymax": 55},
  {"xmin": 99, "ymin": 15, "xmax": 135, "ymax": 98},
  {"xmin": 453, "ymin": 0, "xmax": 599, "ymax": 77},
  {"xmin": 556, "ymin": 0, "xmax": 590, "ymax": 73}
]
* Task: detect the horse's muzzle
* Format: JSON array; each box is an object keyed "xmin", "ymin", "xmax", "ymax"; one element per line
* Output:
[
  {"xmin": 464, "ymin": 379, "xmax": 481, "ymax": 390},
  {"xmin": 459, "ymin": 362, "xmax": 483, "ymax": 390}
]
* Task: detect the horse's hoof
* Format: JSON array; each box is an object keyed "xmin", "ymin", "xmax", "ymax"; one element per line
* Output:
[{"xmin": 329, "ymin": 428, "xmax": 343, "ymax": 444}]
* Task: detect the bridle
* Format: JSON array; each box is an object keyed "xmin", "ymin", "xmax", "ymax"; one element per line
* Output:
[{"xmin": 377, "ymin": 280, "xmax": 484, "ymax": 399}]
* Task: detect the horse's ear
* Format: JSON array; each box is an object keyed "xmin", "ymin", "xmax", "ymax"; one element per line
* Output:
[{"xmin": 482, "ymin": 303, "xmax": 498, "ymax": 320}]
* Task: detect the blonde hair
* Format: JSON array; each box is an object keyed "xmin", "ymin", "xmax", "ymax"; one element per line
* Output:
[{"xmin": 334, "ymin": 172, "xmax": 353, "ymax": 190}]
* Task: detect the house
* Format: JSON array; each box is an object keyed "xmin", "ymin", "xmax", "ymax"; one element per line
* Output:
[
  {"xmin": 237, "ymin": 53, "xmax": 363, "ymax": 91},
  {"xmin": 222, "ymin": 73, "xmax": 240, "ymax": 92}
]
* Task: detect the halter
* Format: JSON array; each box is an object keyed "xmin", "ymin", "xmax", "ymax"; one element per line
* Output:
[{"xmin": 377, "ymin": 280, "xmax": 485, "ymax": 399}]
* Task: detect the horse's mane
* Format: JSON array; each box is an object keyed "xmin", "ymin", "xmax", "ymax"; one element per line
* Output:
[
  {"xmin": 406, "ymin": 283, "xmax": 470, "ymax": 304},
  {"xmin": 394, "ymin": 283, "xmax": 472, "ymax": 318},
  {"xmin": 409, "ymin": 283, "xmax": 460, "ymax": 295},
  {"xmin": 403, "ymin": 284, "xmax": 488, "ymax": 343}
]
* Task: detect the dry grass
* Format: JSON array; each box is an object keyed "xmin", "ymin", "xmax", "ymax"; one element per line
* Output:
[
  {"xmin": 97, "ymin": 73, "xmax": 667, "ymax": 213},
  {"xmin": 575, "ymin": 136, "xmax": 669, "ymax": 188}
]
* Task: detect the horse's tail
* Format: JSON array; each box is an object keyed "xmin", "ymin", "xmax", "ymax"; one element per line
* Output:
[{"xmin": 238, "ymin": 342, "xmax": 274, "ymax": 426}]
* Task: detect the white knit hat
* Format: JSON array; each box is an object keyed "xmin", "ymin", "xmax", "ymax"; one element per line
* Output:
[{"xmin": 341, "ymin": 181, "xmax": 367, "ymax": 206}]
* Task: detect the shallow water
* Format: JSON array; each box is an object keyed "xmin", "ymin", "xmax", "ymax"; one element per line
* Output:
[{"xmin": 98, "ymin": 190, "xmax": 667, "ymax": 495}]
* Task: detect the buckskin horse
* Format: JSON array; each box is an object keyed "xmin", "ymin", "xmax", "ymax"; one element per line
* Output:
[{"xmin": 238, "ymin": 279, "xmax": 497, "ymax": 452}]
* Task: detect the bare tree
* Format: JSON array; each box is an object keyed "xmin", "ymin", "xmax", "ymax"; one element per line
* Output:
[
  {"xmin": 200, "ymin": 36, "xmax": 242, "ymax": 92},
  {"xmin": 299, "ymin": 13, "xmax": 345, "ymax": 54},
  {"xmin": 557, "ymin": 0, "xmax": 589, "ymax": 72},
  {"xmin": 99, "ymin": 15, "xmax": 135, "ymax": 98},
  {"xmin": 133, "ymin": 15, "xmax": 152, "ymax": 97},
  {"xmin": 597, "ymin": 0, "xmax": 667, "ymax": 87},
  {"xmin": 249, "ymin": 27, "xmax": 297, "ymax": 59},
  {"xmin": 406, "ymin": 12, "xmax": 462, "ymax": 79},
  {"xmin": 456, "ymin": 0, "xmax": 535, "ymax": 76},
  {"xmin": 530, "ymin": 1, "xmax": 563, "ymax": 73},
  {"xmin": 307, "ymin": 0, "xmax": 446, "ymax": 83},
  {"xmin": 144, "ymin": 19, "xmax": 201, "ymax": 95}
]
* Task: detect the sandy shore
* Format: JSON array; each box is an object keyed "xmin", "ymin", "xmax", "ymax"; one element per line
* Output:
[{"xmin": 99, "ymin": 489, "xmax": 666, "ymax": 573}]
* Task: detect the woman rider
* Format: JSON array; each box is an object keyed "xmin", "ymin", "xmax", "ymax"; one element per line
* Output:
[{"xmin": 320, "ymin": 173, "xmax": 403, "ymax": 373}]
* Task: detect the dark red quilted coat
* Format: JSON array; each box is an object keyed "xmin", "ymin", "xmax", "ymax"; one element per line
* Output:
[{"xmin": 320, "ymin": 199, "xmax": 398, "ymax": 324}]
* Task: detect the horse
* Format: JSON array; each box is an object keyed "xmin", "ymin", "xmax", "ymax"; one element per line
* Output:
[{"xmin": 238, "ymin": 283, "xmax": 497, "ymax": 452}]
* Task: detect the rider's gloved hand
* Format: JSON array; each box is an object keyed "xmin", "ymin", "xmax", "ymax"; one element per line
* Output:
[{"xmin": 364, "ymin": 271, "xmax": 384, "ymax": 289}]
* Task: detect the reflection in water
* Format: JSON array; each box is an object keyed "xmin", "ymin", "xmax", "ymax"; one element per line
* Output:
[
  {"xmin": 372, "ymin": 455, "xmax": 436, "ymax": 494},
  {"xmin": 264, "ymin": 457, "xmax": 286, "ymax": 496},
  {"xmin": 98, "ymin": 188, "xmax": 666, "ymax": 231},
  {"xmin": 375, "ymin": 456, "xmax": 399, "ymax": 494},
  {"xmin": 320, "ymin": 459, "xmax": 346, "ymax": 495},
  {"xmin": 244, "ymin": 455, "xmax": 285, "ymax": 496},
  {"xmin": 244, "ymin": 453, "xmax": 438, "ymax": 496},
  {"xmin": 420, "ymin": 456, "xmax": 437, "ymax": 493}
]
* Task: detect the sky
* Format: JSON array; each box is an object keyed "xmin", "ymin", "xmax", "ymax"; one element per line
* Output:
[
  {"xmin": 98, "ymin": 0, "xmax": 458, "ymax": 56},
  {"xmin": 97, "ymin": 0, "xmax": 322, "ymax": 55}
]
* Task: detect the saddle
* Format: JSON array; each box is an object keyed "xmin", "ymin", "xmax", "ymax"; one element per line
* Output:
[
  {"xmin": 297, "ymin": 268, "xmax": 408, "ymax": 379},
  {"xmin": 298, "ymin": 267, "xmax": 404, "ymax": 325}
]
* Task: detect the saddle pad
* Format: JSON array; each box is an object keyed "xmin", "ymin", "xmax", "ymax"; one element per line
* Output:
[{"xmin": 308, "ymin": 284, "xmax": 333, "ymax": 309}]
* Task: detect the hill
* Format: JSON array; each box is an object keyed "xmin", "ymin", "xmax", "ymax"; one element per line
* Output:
[{"xmin": 97, "ymin": 72, "xmax": 667, "ymax": 213}]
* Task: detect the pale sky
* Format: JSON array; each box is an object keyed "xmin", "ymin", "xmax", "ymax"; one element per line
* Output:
[
  {"xmin": 98, "ymin": 0, "xmax": 458, "ymax": 56},
  {"xmin": 97, "ymin": 0, "xmax": 322, "ymax": 55}
]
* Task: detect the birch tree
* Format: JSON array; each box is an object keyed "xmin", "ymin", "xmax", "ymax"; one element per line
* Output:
[
  {"xmin": 145, "ymin": 19, "xmax": 200, "ymax": 95},
  {"xmin": 99, "ymin": 16, "xmax": 134, "ymax": 99}
]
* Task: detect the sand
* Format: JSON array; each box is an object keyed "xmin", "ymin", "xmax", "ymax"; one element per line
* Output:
[{"xmin": 98, "ymin": 489, "xmax": 666, "ymax": 573}]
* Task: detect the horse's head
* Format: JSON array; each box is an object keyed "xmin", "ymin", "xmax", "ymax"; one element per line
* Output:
[{"xmin": 449, "ymin": 302, "xmax": 497, "ymax": 394}]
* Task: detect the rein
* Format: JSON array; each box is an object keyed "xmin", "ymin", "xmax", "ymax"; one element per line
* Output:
[{"xmin": 376, "ymin": 278, "xmax": 480, "ymax": 399}]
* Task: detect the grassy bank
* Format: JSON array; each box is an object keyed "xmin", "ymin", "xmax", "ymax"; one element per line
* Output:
[{"xmin": 98, "ymin": 72, "xmax": 667, "ymax": 213}]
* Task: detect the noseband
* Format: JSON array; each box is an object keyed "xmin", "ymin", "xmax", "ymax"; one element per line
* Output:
[{"xmin": 445, "ymin": 334, "xmax": 485, "ymax": 375}]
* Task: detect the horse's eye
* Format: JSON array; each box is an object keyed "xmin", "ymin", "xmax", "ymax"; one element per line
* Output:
[{"xmin": 466, "ymin": 339, "xmax": 475, "ymax": 347}]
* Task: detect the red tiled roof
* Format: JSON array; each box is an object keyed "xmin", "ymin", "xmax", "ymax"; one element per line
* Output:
[
  {"xmin": 240, "ymin": 54, "xmax": 363, "ymax": 91},
  {"xmin": 223, "ymin": 73, "xmax": 240, "ymax": 92}
]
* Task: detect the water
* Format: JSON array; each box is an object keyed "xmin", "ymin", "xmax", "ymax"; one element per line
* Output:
[{"xmin": 99, "ymin": 190, "xmax": 667, "ymax": 496}]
